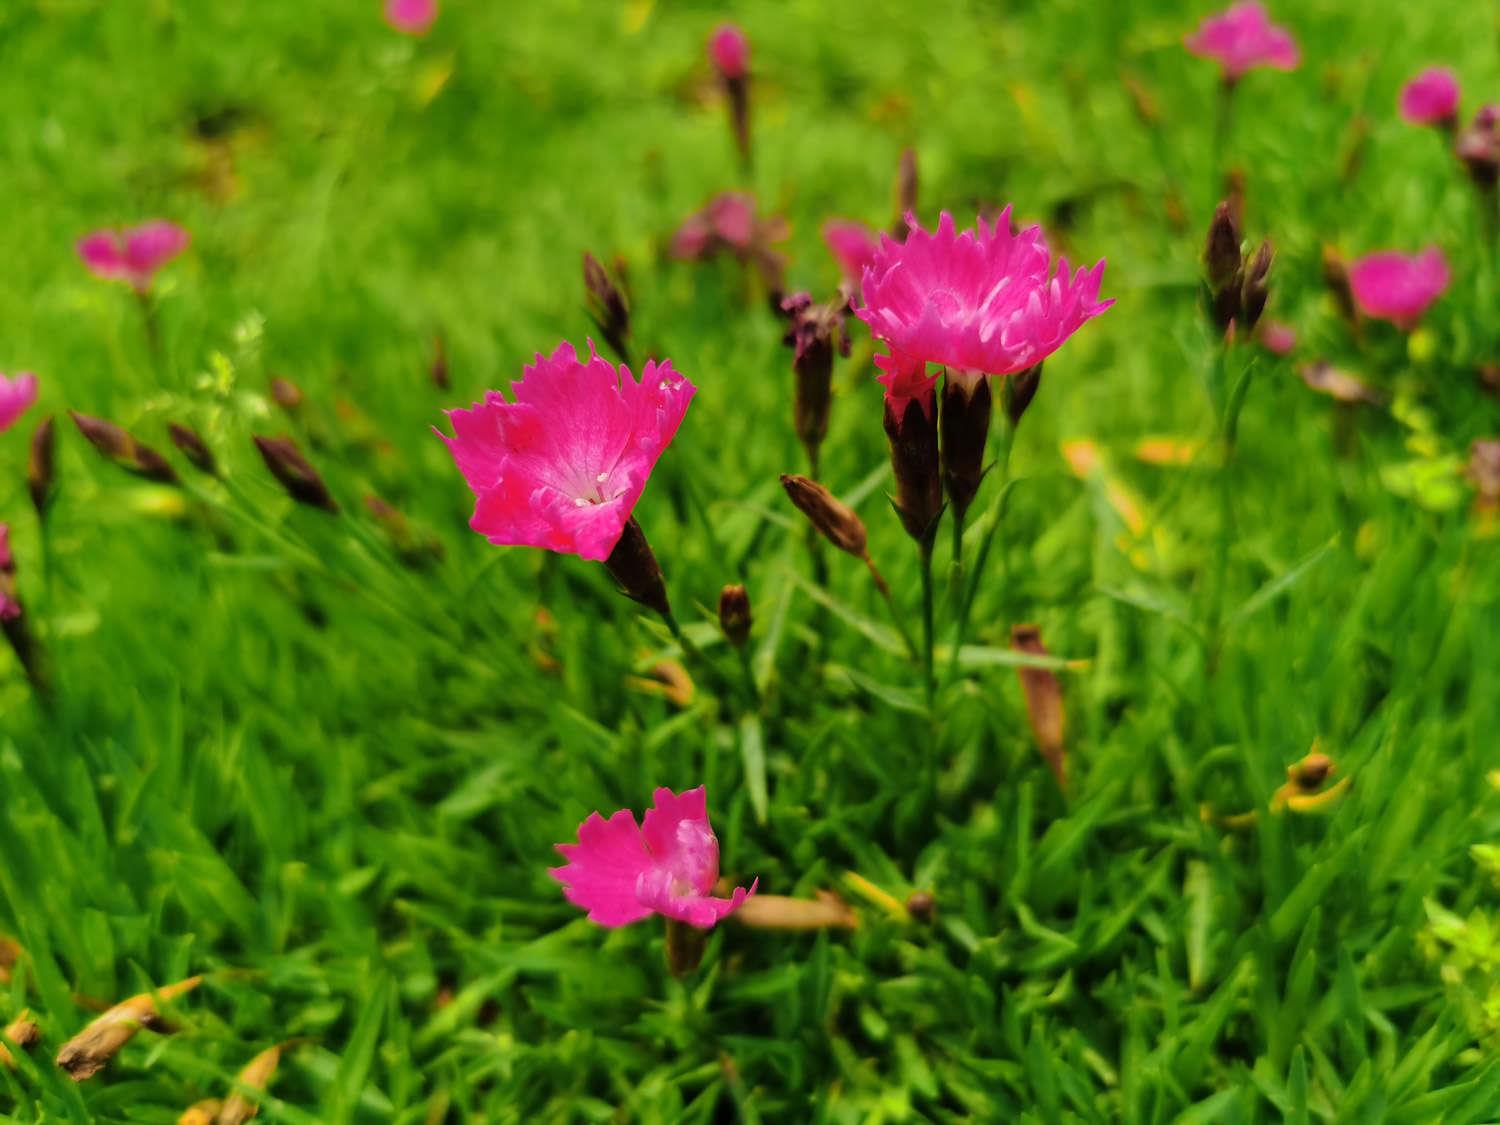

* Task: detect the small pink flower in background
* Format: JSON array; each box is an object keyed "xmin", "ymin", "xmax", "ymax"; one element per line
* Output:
[
  {"xmin": 875, "ymin": 349, "xmax": 938, "ymax": 421},
  {"xmin": 440, "ymin": 341, "xmax": 694, "ymax": 562},
  {"xmin": 77, "ymin": 221, "xmax": 189, "ymax": 293},
  {"xmin": 0, "ymin": 372, "xmax": 38, "ymax": 434},
  {"xmin": 823, "ymin": 220, "xmax": 881, "ymax": 298},
  {"xmin": 1347, "ymin": 247, "xmax": 1450, "ymax": 330},
  {"xmin": 671, "ymin": 192, "xmax": 777, "ymax": 259},
  {"xmin": 707, "ymin": 23, "xmax": 749, "ymax": 81},
  {"xmin": 857, "ymin": 210, "xmax": 1112, "ymax": 384},
  {"xmin": 385, "ymin": 0, "xmax": 436, "ymax": 35},
  {"xmin": 1400, "ymin": 67, "xmax": 1460, "ymax": 127},
  {"xmin": 1185, "ymin": 2, "xmax": 1299, "ymax": 81},
  {"xmin": 552, "ymin": 786, "xmax": 756, "ymax": 928},
  {"xmin": 1257, "ymin": 321, "xmax": 1297, "ymax": 355}
]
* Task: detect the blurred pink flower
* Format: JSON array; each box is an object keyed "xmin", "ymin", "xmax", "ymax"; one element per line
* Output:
[
  {"xmin": 440, "ymin": 341, "xmax": 694, "ymax": 562},
  {"xmin": 823, "ymin": 220, "xmax": 881, "ymax": 297},
  {"xmin": 1400, "ymin": 67, "xmax": 1460, "ymax": 127},
  {"xmin": 1347, "ymin": 247, "xmax": 1450, "ymax": 330},
  {"xmin": 552, "ymin": 786, "xmax": 756, "ymax": 928},
  {"xmin": 857, "ymin": 210, "xmax": 1112, "ymax": 387},
  {"xmin": 671, "ymin": 192, "xmax": 775, "ymax": 258},
  {"xmin": 0, "ymin": 372, "xmax": 38, "ymax": 434},
  {"xmin": 1257, "ymin": 320, "xmax": 1297, "ymax": 355},
  {"xmin": 77, "ymin": 221, "xmax": 189, "ymax": 293},
  {"xmin": 875, "ymin": 348, "xmax": 938, "ymax": 421},
  {"xmin": 385, "ymin": 0, "xmax": 437, "ymax": 35},
  {"xmin": 1457, "ymin": 105, "xmax": 1500, "ymax": 187},
  {"xmin": 708, "ymin": 23, "xmax": 749, "ymax": 81},
  {"xmin": 1185, "ymin": 2, "xmax": 1299, "ymax": 81}
]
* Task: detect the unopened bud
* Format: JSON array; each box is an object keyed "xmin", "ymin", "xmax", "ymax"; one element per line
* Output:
[
  {"xmin": 27, "ymin": 416, "xmax": 55, "ymax": 520},
  {"xmin": 1287, "ymin": 751, "xmax": 1335, "ymax": 792},
  {"xmin": 430, "ymin": 331, "xmax": 449, "ymax": 390},
  {"xmin": 217, "ymin": 1042, "xmax": 282, "ymax": 1125},
  {"xmin": 780, "ymin": 474, "xmax": 867, "ymax": 558},
  {"xmin": 1007, "ymin": 363, "xmax": 1043, "ymax": 427},
  {"xmin": 583, "ymin": 252, "xmax": 632, "ymax": 365},
  {"xmin": 884, "ymin": 395, "xmax": 943, "ymax": 544},
  {"xmin": 895, "ymin": 147, "xmax": 919, "ymax": 230},
  {"xmin": 69, "ymin": 411, "xmax": 178, "ymax": 484},
  {"xmin": 718, "ymin": 584, "xmax": 752, "ymax": 647},
  {"xmin": 602, "ymin": 516, "xmax": 671, "ymax": 619},
  {"xmin": 781, "ymin": 292, "xmax": 848, "ymax": 468},
  {"xmin": 168, "ymin": 423, "xmax": 216, "ymax": 476},
  {"xmin": 252, "ymin": 434, "xmax": 338, "ymax": 513},
  {"xmin": 1457, "ymin": 105, "xmax": 1500, "ymax": 189},
  {"xmin": 1240, "ymin": 239, "xmax": 1273, "ymax": 331},
  {"xmin": 1203, "ymin": 202, "xmax": 1243, "ymax": 333},
  {"xmin": 905, "ymin": 890, "xmax": 936, "ymax": 923},
  {"xmin": 269, "ymin": 376, "xmax": 304, "ymax": 413},
  {"xmin": 940, "ymin": 376, "xmax": 993, "ymax": 523}
]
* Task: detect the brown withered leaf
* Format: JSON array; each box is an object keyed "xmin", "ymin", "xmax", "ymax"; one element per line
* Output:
[
  {"xmin": 1297, "ymin": 360, "xmax": 1379, "ymax": 404},
  {"xmin": 56, "ymin": 975, "xmax": 202, "ymax": 1081},
  {"xmin": 1012, "ymin": 624, "xmax": 1067, "ymax": 790},
  {"xmin": 732, "ymin": 891, "xmax": 858, "ymax": 931},
  {"xmin": 217, "ymin": 1043, "xmax": 281, "ymax": 1124}
]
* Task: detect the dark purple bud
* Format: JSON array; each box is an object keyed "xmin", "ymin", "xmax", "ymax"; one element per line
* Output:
[
  {"xmin": 70, "ymin": 411, "xmax": 178, "ymax": 484},
  {"xmin": 168, "ymin": 423, "xmax": 217, "ymax": 476},
  {"xmin": 939, "ymin": 375, "xmax": 993, "ymax": 524},
  {"xmin": 602, "ymin": 516, "xmax": 671, "ymax": 619},
  {"xmin": 252, "ymin": 434, "xmax": 338, "ymax": 513},
  {"xmin": 717, "ymin": 584, "xmax": 752, "ymax": 648},
  {"xmin": 28, "ymin": 416, "xmax": 55, "ymax": 520}
]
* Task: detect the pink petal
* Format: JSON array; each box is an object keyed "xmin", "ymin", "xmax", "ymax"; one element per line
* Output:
[
  {"xmin": 551, "ymin": 809, "xmax": 656, "ymax": 928},
  {"xmin": 1400, "ymin": 67, "xmax": 1460, "ymax": 126},
  {"xmin": 0, "ymin": 372, "xmax": 38, "ymax": 434},
  {"xmin": 708, "ymin": 23, "xmax": 748, "ymax": 80},
  {"xmin": 77, "ymin": 232, "xmax": 127, "ymax": 281},
  {"xmin": 386, "ymin": 0, "xmax": 437, "ymax": 34}
]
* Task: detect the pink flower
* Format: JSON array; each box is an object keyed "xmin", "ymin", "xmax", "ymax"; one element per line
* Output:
[
  {"xmin": 857, "ymin": 210, "xmax": 1112, "ymax": 385},
  {"xmin": 77, "ymin": 221, "xmax": 189, "ymax": 292},
  {"xmin": 875, "ymin": 348, "xmax": 938, "ymax": 421},
  {"xmin": 1257, "ymin": 320, "xmax": 1297, "ymax": 355},
  {"xmin": 551, "ymin": 786, "xmax": 756, "ymax": 928},
  {"xmin": 385, "ymin": 0, "xmax": 437, "ymax": 35},
  {"xmin": 1185, "ymin": 2, "xmax": 1300, "ymax": 81},
  {"xmin": 1400, "ymin": 67, "xmax": 1461, "ymax": 127},
  {"xmin": 823, "ymin": 220, "xmax": 881, "ymax": 297},
  {"xmin": 708, "ymin": 23, "xmax": 749, "ymax": 81},
  {"xmin": 0, "ymin": 372, "xmax": 38, "ymax": 434},
  {"xmin": 1347, "ymin": 247, "xmax": 1450, "ymax": 330},
  {"xmin": 440, "ymin": 341, "xmax": 694, "ymax": 562}
]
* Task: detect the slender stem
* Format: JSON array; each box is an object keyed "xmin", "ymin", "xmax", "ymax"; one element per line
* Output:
[
  {"xmin": 947, "ymin": 506, "xmax": 966, "ymax": 606},
  {"xmin": 1210, "ymin": 81, "xmax": 1235, "ymax": 204},
  {"xmin": 868, "ymin": 556, "xmax": 919, "ymax": 661},
  {"xmin": 737, "ymin": 645, "xmax": 761, "ymax": 710},
  {"xmin": 918, "ymin": 539, "xmax": 936, "ymax": 712},
  {"xmin": 947, "ymin": 416, "xmax": 1014, "ymax": 680},
  {"xmin": 135, "ymin": 288, "xmax": 162, "ymax": 377}
]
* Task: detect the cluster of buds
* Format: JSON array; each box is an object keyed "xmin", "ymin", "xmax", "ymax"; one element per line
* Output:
[
  {"xmin": 780, "ymin": 292, "xmax": 849, "ymax": 474},
  {"xmin": 70, "ymin": 411, "xmax": 178, "ymax": 484},
  {"xmin": 1202, "ymin": 201, "xmax": 1273, "ymax": 338},
  {"xmin": 252, "ymin": 434, "xmax": 338, "ymax": 513},
  {"xmin": 1456, "ymin": 105, "xmax": 1500, "ymax": 190},
  {"xmin": 582, "ymin": 252, "xmax": 632, "ymax": 365}
]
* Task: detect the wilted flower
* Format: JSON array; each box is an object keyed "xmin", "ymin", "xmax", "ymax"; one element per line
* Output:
[
  {"xmin": 857, "ymin": 210, "xmax": 1112, "ymax": 387},
  {"xmin": 823, "ymin": 220, "xmax": 881, "ymax": 299},
  {"xmin": 0, "ymin": 373, "xmax": 38, "ymax": 434},
  {"xmin": 551, "ymin": 786, "xmax": 756, "ymax": 928},
  {"xmin": 77, "ymin": 221, "xmax": 189, "ymax": 292},
  {"xmin": 1347, "ymin": 247, "xmax": 1450, "ymax": 330},
  {"xmin": 1184, "ymin": 2, "xmax": 1300, "ymax": 82},
  {"xmin": 440, "ymin": 341, "xmax": 694, "ymax": 563},
  {"xmin": 385, "ymin": 0, "xmax": 436, "ymax": 35},
  {"xmin": 1400, "ymin": 67, "xmax": 1460, "ymax": 128},
  {"xmin": 780, "ymin": 474, "xmax": 869, "ymax": 559}
]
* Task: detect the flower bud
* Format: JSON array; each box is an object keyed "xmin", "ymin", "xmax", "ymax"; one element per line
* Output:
[
  {"xmin": 939, "ymin": 375, "xmax": 993, "ymax": 523},
  {"xmin": 895, "ymin": 147, "xmax": 919, "ymax": 231},
  {"xmin": 602, "ymin": 516, "xmax": 671, "ymax": 619},
  {"xmin": 905, "ymin": 890, "xmax": 936, "ymax": 923},
  {"xmin": 884, "ymin": 396, "xmax": 943, "ymax": 543},
  {"xmin": 1203, "ymin": 201, "xmax": 1243, "ymax": 333},
  {"xmin": 252, "ymin": 434, "xmax": 339, "ymax": 513},
  {"xmin": 269, "ymin": 376, "xmax": 304, "ymax": 413},
  {"xmin": 1457, "ymin": 105, "xmax": 1500, "ymax": 190},
  {"xmin": 70, "ymin": 411, "xmax": 178, "ymax": 484},
  {"xmin": 27, "ymin": 415, "xmax": 55, "ymax": 520},
  {"xmin": 718, "ymin": 584, "xmax": 752, "ymax": 647},
  {"xmin": 1006, "ymin": 363, "xmax": 1043, "ymax": 428},
  {"xmin": 780, "ymin": 292, "xmax": 849, "ymax": 469},
  {"xmin": 779, "ymin": 474, "xmax": 867, "ymax": 559},
  {"xmin": 1240, "ymin": 239, "xmax": 1274, "ymax": 331},
  {"xmin": 708, "ymin": 24, "xmax": 751, "ymax": 168},
  {"xmin": 430, "ymin": 331, "xmax": 450, "ymax": 391},
  {"xmin": 583, "ymin": 251, "xmax": 632, "ymax": 365},
  {"xmin": 168, "ymin": 422, "xmax": 217, "ymax": 476}
]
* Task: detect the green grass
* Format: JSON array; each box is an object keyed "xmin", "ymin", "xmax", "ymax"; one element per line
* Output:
[{"xmin": 1, "ymin": 0, "xmax": 1499, "ymax": 1120}]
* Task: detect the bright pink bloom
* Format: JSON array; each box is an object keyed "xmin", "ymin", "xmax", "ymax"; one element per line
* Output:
[
  {"xmin": 1185, "ymin": 2, "xmax": 1299, "ymax": 80},
  {"xmin": 708, "ymin": 23, "xmax": 749, "ymax": 81},
  {"xmin": 1400, "ymin": 67, "xmax": 1460, "ymax": 127},
  {"xmin": 0, "ymin": 372, "xmax": 37, "ymax": 434},
  {"xmin": 857, "ymin": 210, "xmax": 1112, "ymax": 384},
  {"xmin": 552, "ymin": 786, "xmax": 756, "ymax": 928},
  {"xmin": 824, "ymin": 220, "xmax": 881, "ymax": 296},
  {"xmin": 875, "ymin": 348, "xmax": 939, "ymax": 421},
  {"xmin": 77, "ymin": 221, "xmax": 189, "ymax": 292},
  {"xmin": 1347, "ymin": 247, "xmax": 1450, "ymax": 330},
  {"xmin": 440, "ymin": 342, "xmax": 694, "ymax": 562},
  {"xmin": 385, "ymin": 0, "xmax": 437, "ymax": 34},
  {"xmin": 1257, "ymin": 320, "xmax": 1297, "ymax": 355}
]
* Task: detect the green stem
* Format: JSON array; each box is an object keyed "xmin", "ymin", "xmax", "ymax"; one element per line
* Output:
[
  {"xmin": 948, "ymin": 417, "xmax": 1014, "ymax": 680},
  {"xmin": 737, "ymin": 645, "xmax": 761, "ymax": 710},
  {"xmin": 918, "ymin": 539, "xmax": 936, "ymax": 712},
  {"xmin": 947, "ymin": 505, "xmax": 966, "ymax": 607},
  {"xmin": 1210, "ymin": 79, "xmax": 1235, "ymax": 208}
]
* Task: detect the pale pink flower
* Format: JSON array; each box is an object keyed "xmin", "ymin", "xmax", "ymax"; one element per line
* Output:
[
  {"xmin": 1400, "ymin": 67, "xmax": 1460, "ymax": 127},
  {"xmin": 0, "ymin": 372, "xmax": 38, "ymax": 434},
  {"xmin": 77, "ymin": 221, "xmax": 189, "ymax": 293},
  {"xmin": 385, "ymin": 0, "xmax": 437, "ymax": 35},
  {"xmin": 708, "ymin": 23, "xmax": 749, "ymax": 81},
  {"xmin": 552, "ymin": 786, "xmax": 756, "ymax": 928},
  {"xmin": 1185, "ymin": 2, "xmax": 1299, "ymax": 81},
  {"xmin": 440, "ymin": 341, "xmax": 694, "ymax": 562},
  {"xmin": 857, "ymin": 210, "xmax": 1112, "ymax": 387},
  {"xmin": 1347, "ymin": 247, "xmax": 1450, "ymax": 330},
  {"xmin": 875, "ymin": 348, "xmax": 938, "ymax": 421},
  {"xmin": 1257, "ymin": 320, "xmax": 1297, "ymax": 355},
  {"xmin": 823, "ymin": 220, "xmax": 881, "ymax": 297}
]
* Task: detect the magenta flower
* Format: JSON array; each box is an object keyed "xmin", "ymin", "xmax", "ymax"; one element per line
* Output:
[
  {"xmin": 77, "ymin": 221, "xmax": 189, "ymax": 293},
  {"xmin": 708, "ymin": 23, "xmax": 749, "ymax": 81},
  {"xmin": 1347, "ymin": 247, "xmax": 1450, "ymax": 330},
  {"xmin": 875, "ymin": 348, "xmax": 938, "ymax": 421},
  {"xmin": 1184, "ymin": 2, "xmax": 1299, "ymax": 81},
  {"xmin": 1400, "ymin": 67, "xmax": 1460, "ymax": 127},
  {"xmin": 385, "ymin": 0, "xmax": 437, "ymax": 35},
  {"xmin": 823, "ymin": 220, "xmax": 881, "ymax": 297},
  {"xmin": 440, "ymin": 341, "xmax": 694, "ymax": 563},
  {"xmin": 552, "ymin": 786, "xmax": 756, "ymax": 928},
  {"xmin": 857, "ymin": 210, "xmax": 1112, "ymax": 387},
  {"xmin": 0, "ymin": 372, "xmax": 38, "ymax": 434}
]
